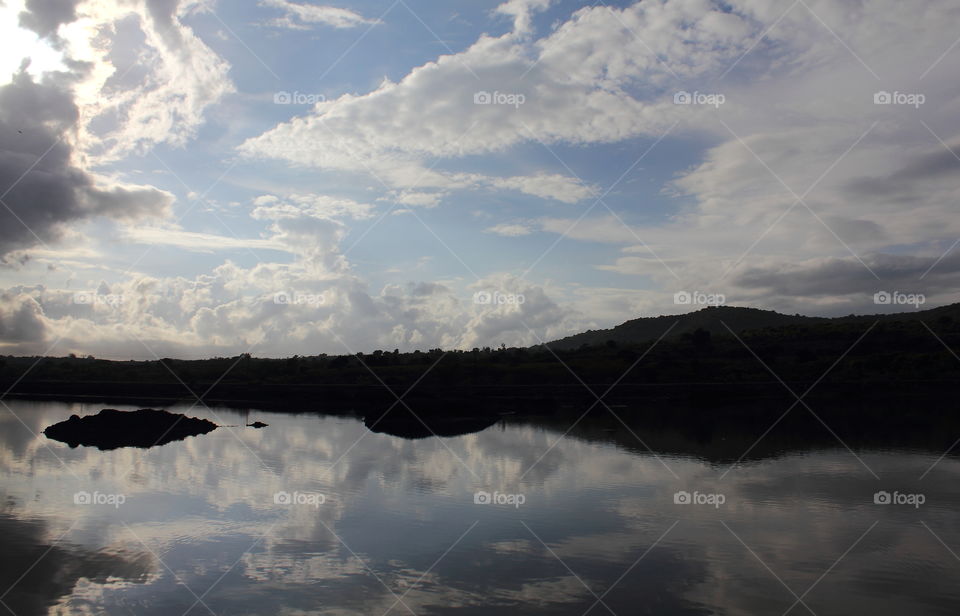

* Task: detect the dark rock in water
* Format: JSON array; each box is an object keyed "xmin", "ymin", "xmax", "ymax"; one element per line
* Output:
[
  {"xmin": 43, "ymin": 409, "xmax": 218, "ymax": 450},
  {"xmin": 247, "ymin": 421, "xmax": 268, "ymax": 428}
]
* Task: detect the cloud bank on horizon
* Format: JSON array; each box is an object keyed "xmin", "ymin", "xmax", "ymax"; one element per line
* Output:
[{"xmin": 0, "ymin": 0, "xmax": 959, "ymax": 359}]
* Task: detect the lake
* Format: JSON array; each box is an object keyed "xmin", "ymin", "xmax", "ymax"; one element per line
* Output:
[{"xmin": 1, "ymin": 398, "xmax": 958, "ymax": 615}]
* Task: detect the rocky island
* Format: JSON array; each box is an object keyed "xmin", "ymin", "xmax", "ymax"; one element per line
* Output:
[{"xmin": 44, "ymin": 408, "xmax": 218, "ymax": 450}]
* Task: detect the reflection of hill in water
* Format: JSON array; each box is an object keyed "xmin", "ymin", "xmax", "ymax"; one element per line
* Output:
[
  {"xmin": 0, "ymin": 512, "xmax": 152, "ymax": 616},
  {"xmin": 363, "ymin": 406, "xmax": 499, "ymax": 439},
  {"xmin": 342, "ymin": 389, "xmax": 960, "ymax": 462},
  {"xmin": 504, "ymin": 393, "xmax": 960, "ymax": 464},
  {"xmin": 14, "ymin": 387, "xmax": 960, "ymax": 463}
]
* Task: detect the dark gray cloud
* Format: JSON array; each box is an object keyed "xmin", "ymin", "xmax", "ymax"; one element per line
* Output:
[
  {"xmin": 733, "ymin": 251, "xmax": 960, "ymax": 298},
  {"xmin": 408, "ymin": 281, "xmax": 448, "ymax": 296},
  {"xmin": 145, "ymin": 0, "xmax": 185, "ymax": 46},
  {"xmin": 845, "ymin": 141, "xmax": 960, "ymax": 200},
  {"xmin": 0, "ymin": 294, "xmax": 46, "ymax": 344},
  {"xmin": 0, "ymin": 68, "xmax": 171, "ymax": 260},
  {"xmin": 18, "ymin": 0, "xmax": 80, "ymax": 39}
]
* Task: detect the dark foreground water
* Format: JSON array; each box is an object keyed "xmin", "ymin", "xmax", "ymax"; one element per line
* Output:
[{"xmin": 1, "ymin": 398, "xmax": 959, "ymax": 615}]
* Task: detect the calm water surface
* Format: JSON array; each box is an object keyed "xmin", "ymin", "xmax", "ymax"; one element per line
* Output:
[{"xmin": 1, "ymin": 399, "xmax": 958, "ymax": 615}]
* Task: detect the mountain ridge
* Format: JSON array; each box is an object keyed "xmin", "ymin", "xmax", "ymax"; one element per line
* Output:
[{"xmin": 543, "ymin": 303, "xmax": 960, "ymax": 350}]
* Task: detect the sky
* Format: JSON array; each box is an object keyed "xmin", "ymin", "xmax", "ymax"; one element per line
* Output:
[{"xmin": 0, "ymin": 0, "xmax": 958, "ymax": 359}]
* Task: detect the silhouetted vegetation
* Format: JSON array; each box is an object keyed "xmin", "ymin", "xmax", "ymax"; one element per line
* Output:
[{"xmin": 2, "ymin": 305, "xmax": 960, "ymax": 407}]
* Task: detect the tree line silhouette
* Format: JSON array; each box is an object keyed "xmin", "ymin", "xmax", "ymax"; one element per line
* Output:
[{"xmin": 2, "ymin": 305, "xmax": 959, "ymax": 396}]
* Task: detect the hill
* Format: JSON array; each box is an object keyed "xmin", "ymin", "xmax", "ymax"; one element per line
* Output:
[
  {"xmin": 543, "ymin": 303, "xmax": 960, "ymax": 350},
  {"xmin": 544, "ymin": 306, "xmax": 824, "ymax": 350},
  {"xmin": 3, "ymin": 303, "xmax": 960, "ymax": 408}
]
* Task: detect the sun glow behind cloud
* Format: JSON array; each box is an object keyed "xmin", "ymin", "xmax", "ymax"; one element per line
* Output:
[{"xmin": 0, "ymin": 1, "xmax": 66, "ymax": 81}]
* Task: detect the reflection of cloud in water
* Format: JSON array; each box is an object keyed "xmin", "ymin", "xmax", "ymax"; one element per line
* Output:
[
  {"xmin": 0, "ymin": 511, "xmax": 153, "ymax": 616},
  {"xmin": 0, "ymin": 400, "xmax": 959, "ymax": 614}
]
